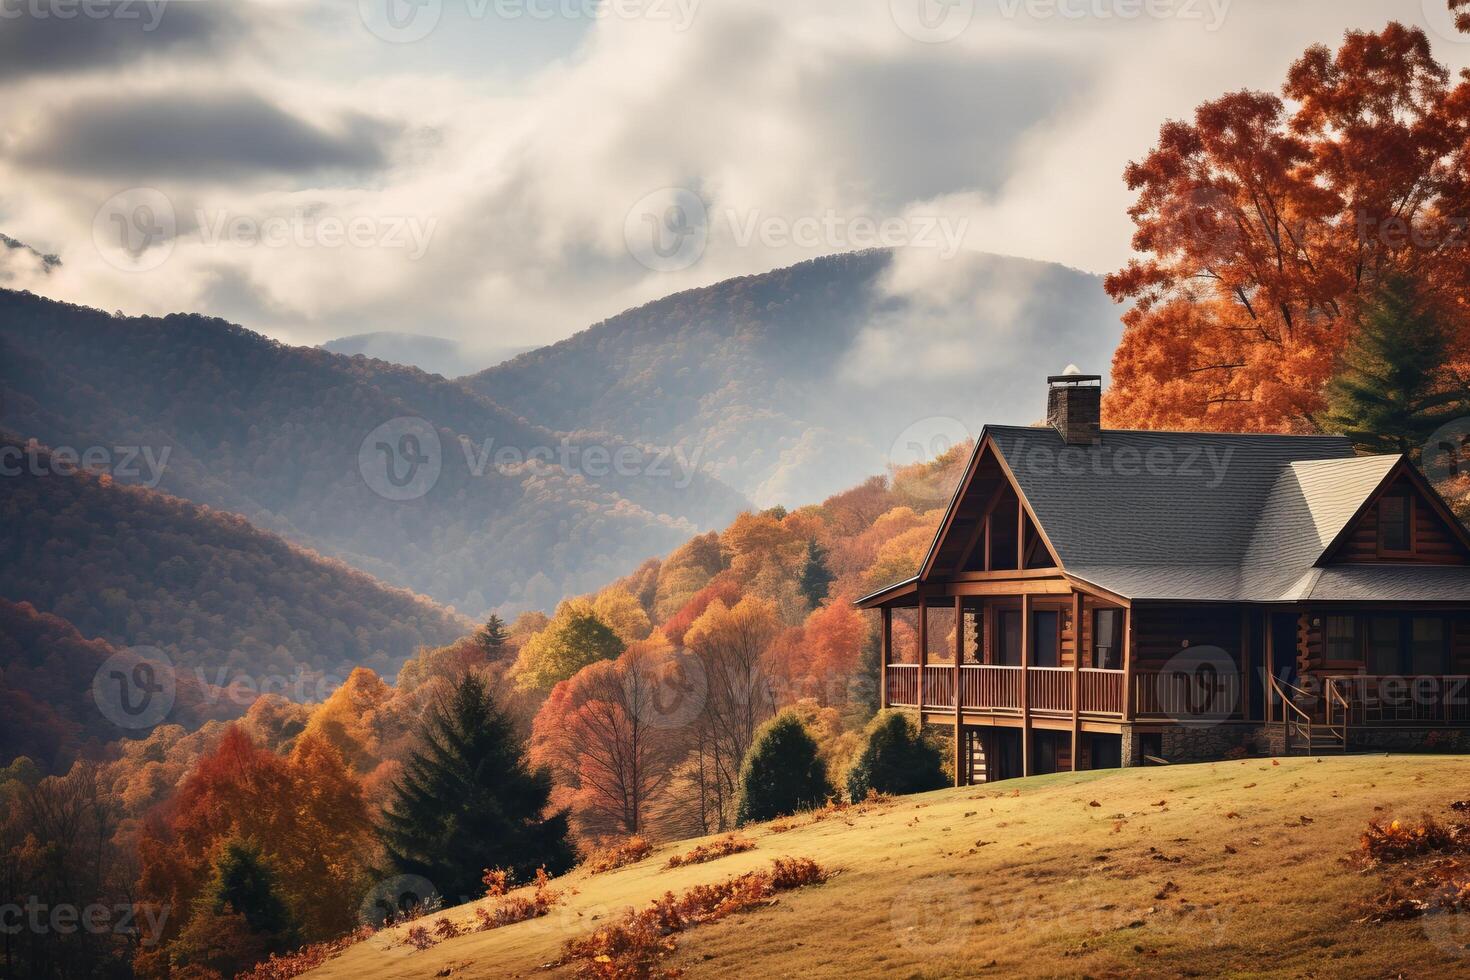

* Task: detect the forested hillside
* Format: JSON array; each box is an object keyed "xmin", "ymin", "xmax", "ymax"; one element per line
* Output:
[
  {"xmin": 0, "ymin": 289, "xmax": 748, "ymax": 614},
  {"xmin": 0, "ymin": 437, "xmax": 470, "ymax": 687},
  {"xmin": 468, "ymin": 249, "xmax": 1123, "ymax": 505}
]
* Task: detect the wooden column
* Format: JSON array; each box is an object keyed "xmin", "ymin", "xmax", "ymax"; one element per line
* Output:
[
  {"xmin": 1121, "ymin": 605, "xmax": 1135, "ymax": 723},
  {"xmin": 1070, "ymin": 591, "xmax": 1082, "ymax": 772},
  {"xmin": 917, "ymin": 598, "xmax": 928, "ymax": 713},
  {"xmin": 983, "ymin": 515, "xmax": 992, "ymax": 572},
  {"xmin": 954, "ymin": 595, "xmax": 964, "ymax": 787},
  {"xmin": 1239, "ymin": 608, "xmax": 1252, "ymax": 722},
  {"xmin": 1264, "ymin": 613, "xmax": 1275, "ymax": 724},
  {"xmin": 1016, "ymin": 499, "xmax": 1026, "ymax": 570},
  {"xmin": 1021, "ymin": 593, "xmax": 1032, "ymax": 777},
  {"xmin": 880, "ymin": 607, "xmax": 891, "ymax": 710}
]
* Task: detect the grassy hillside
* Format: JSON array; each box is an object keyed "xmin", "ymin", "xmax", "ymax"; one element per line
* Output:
[{"xmin": 307, "ymin": 755, "xmax": 1470, "ymax": 978}]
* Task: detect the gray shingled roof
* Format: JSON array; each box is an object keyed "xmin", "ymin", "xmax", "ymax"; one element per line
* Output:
[{"xmin": 978, "ymin": 425, "xmax": 1470, "ymax": 603}]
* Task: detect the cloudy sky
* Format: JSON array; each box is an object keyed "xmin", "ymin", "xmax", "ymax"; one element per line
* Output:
[{"xmin": 1, "ymin": 0, "xmax": 1466, "ymax": 355}]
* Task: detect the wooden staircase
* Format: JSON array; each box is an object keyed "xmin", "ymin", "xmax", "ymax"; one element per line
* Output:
[
  {"xmin": 961, "ymin": 728, "xmax": 988, "ymax": 784},
  {"xmin": 1270, "ymin": 675, "xmax": 1348, "ymax": 756}
]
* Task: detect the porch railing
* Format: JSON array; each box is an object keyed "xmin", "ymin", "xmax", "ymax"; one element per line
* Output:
[
  {"xmin": 885, "ymin": 664, "xmax": 1125, "ymax": 717},
  {"xmin": 1325, "ymin": 675, "xmax": 1470, "ymax": 725},
  {"xmin": 1133, "ymin": 668, "xmax": 1244, "ymax": 721}
]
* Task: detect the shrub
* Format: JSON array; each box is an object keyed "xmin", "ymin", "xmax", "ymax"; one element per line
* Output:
[
  {"xmin": 562, "ymin": 858, "xmax": 827, "ymax": 978},
  {"xmin": 735, "ymin": 712, "xmax": 831, "ymax": 825},
  {"xmin": 237, "ymin": 928, "xmax": 374, "ymax": 980},
  {"xmin": 666, "ymin": 834, "xmax": 755, "ymax": 869},
  {"xmin": 583, "ymin": 836, "xmax": 654, "ymax": 875},
  {"xmin": 845, "ymin": 710, "xmax": 947, "ymax": 803}
]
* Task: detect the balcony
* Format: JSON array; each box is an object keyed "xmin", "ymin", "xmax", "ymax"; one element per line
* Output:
[{"xmin": 886, "ymin": 664, "xmax": 1127, "ymax": 718}]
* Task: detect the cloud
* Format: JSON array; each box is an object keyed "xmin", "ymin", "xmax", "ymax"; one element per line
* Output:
[
  {"xmin": 0, "ymin": 1, "xmax": 247, "ymax": 81},
  {"xmin": 11, "ymin": 91, "xmax": 393, "ymax": 181}
]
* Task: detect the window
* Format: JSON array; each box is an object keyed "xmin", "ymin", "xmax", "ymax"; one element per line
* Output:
[
  {"xmin": 1094, "ymin": 609, "xmax": 1122, "ymax": 670},
  {"xmin": 998, "ymin": 610, "xmax": 1022, "ymax": 666},
  {"xmin": 1379, "ymin": 492, "xmax": 1412, "ymax": 553},
  {"xmin": 1325, "ymin": 616, "xmax": 1359, "ymax": 664},
  {"xmin": 1032, "ymin": 611, "xmax": 1060, "ymax": 667},
  {"xmin": 1368, "ymin": 616, "xmax": 1402, "ymax": 675},
  {"xmin": 1411, "ymin": 617, "xmax": 1447, "ymax": 675}
]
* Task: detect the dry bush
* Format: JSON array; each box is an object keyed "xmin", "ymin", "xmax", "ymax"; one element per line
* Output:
[
  {"xmin": 1359, "ymin": 816, "xmax": 1464, "ymax": 864},
  {"xmin": 237, "ymin": 927, "xmax": 375, "ymax": 980},
  {"xmin": 584, "ymin": 836, "xmax": 655, "ymax": 874},
  {"xmin": 666, "ymin": 833, "xmax": 756, "ymax": 869},
  {"xmin": 563, "ymin": 857, "xmax": 828, "ymax": 978},
  {"xmin": 473, "ymin": 867, "xmax": 563, "ymax": 932},
  {"xmin": 764, "ymin": 792, "xmax": 893, "ymax": 835},
  {"xmin": 483, "ymin": 866, "xmax": 512, "ymax": 897},
  {"xmin": 404, "ymin": 925, "xmax": 435, "ymax": 951}
]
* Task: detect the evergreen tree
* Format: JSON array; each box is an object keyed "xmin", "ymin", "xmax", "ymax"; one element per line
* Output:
[
  {"xmin": 1325, "ymin": 275, "xmax": 1468, "ymax": 456},
  {"xmin": 171, "ymin": 838, "xmax": 298, "ymax": 977},
  {"xmin": 735, "ymin": 711, "xmax": 830, "ymax": 825},
  {"xmin": 797, "ymin": 538, "xmax": 835, "ymax": 608},
  {"xmin": 475, "ymin": 614, "xmax": 509, "ymax": 658},
  {"xmin": 845, "ymin": 711, "xmax": 947, "ymax": 803},
  {"xmin": 380, "ymin": 673, "xmax": 576, "ymax": 902}
]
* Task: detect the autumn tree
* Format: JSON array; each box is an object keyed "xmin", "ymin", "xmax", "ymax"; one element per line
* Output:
[
  {"xmin": 735, "ymin": 712, "xmax": 830, "ymax": 825},
  {"xmin": 511, "ymin": 599, "xmax": 625, "ymax": 692},
  {"xmin": 591, "ymin": 587, "xmax": 654, "ymax": 644},
  {"xmin": 529, "ymin": 639, "xmax": 688, "ymax": 838},
  {"xmin": 1325, "ymin": 274, "xmax": 1469, "ymax": 456},
  {"xmin": 797, "ymin": 538, "xmax": 834, "ymax": 608},
  {"xmin": 169, "ymin": 838, "xmax": 298, "ymax": 978},
  {"xmin": 380, "ymin": 673, "xmax": 574, "ymax": 902},
  {"xmin": 1106, "ymin": 21, "xmax": 1470, "ymax": 433}
]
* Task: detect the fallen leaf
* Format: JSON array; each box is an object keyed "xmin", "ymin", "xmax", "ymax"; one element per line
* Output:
[{"xmin": 1089, "ymin": 800, "xmax": 1102, "ymax": 808}]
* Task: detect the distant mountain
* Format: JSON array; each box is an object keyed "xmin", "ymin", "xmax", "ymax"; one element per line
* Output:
[
  {"xmin": 0, "ymin": 232, "xmax": 60, "ymax": 283},
  {"xmin": 321, "ymin": 331, "xmax": 532, "ymax": 379},
  {"xmin": 468, "ymin": 249, "xmax": 1124, "ymax": 507},
  {"xmin": 0, "ymin": 438, "xmax": 470, "ymax": 692},
  {"xmin": 0, "ymin": 290, "xmax": 749, "ymax": 615}
]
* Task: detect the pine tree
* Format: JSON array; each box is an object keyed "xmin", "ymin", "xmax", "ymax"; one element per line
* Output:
[
  {"xmin": 735, "ymin": 711, "xmax": 830, "ymax": 825},
  {"xmin": 475, "ymin": 614, "xmax": 509, "ymax": 658},
  {"xmin": 170, "ymin": 838, "xmax": 298, "ymax": 977},
  {"xmin": 1325, "ymin": 275, "xmax": 1468, "ymax": 457},
  {"xmin": 380, "ymin": 673, "xmax": 576, "ymax": 902},
  {"xmin": 797, "ymin": 539, "xmax": 834, "ymax": 608},
  {"xmin": 845, "ymin": 711, "xmax": 947, "ymax": 803}
]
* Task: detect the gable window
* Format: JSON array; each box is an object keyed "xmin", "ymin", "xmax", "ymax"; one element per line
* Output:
[
  {"xmin": 1325, "ymin": 616, "xmax": 1359, "ymax": 664},
  {"xmin": 1378, "ymin": 491, "xmax": 1413, "ymax": 554},
  {"xmin": 1094, "ymin": 609, "xmax": 1122, "ymax": 670}
]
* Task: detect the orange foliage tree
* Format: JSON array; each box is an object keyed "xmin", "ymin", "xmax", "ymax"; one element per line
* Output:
[{"xmin": 1106, "ymin": 19, "xmax": 1470, "ymax": 432}]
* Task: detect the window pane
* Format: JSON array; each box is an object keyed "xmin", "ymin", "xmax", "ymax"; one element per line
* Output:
[
  {"xmin": 1095, "ymin": 609, "xmax": 1119, "ymax": 670},
  {"xmin": 1379, "ymin": 494, "xmax": 1411, "ymax": 552},
  {"xmin": 1325, "ymin": 616, "xmax": 1358, "ymax": 663},
  {"xmin": 1032, "ymin": 611, "xmax": 1060, "ymax": 667},
  {"xmin": 999, "ymin": 611, "xmax": 1021, "ymax": 666},
  {"xmin": 1411, "ymin": 618, "xmax": 1445, "ymax": 675},
  {"xmin": 1368, "ymin": 616, "xmax": 1401, "ymax": 675}
]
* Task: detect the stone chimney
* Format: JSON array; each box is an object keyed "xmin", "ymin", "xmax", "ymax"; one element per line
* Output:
[{"xmin": 1046, "ymin": 369, "xmax": 1102, "ymax": 445}]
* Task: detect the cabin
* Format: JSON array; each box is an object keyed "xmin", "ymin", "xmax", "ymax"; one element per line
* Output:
[{"xmin": 856, "ymin": 373, "xmax": 1470, "ymax": 783}]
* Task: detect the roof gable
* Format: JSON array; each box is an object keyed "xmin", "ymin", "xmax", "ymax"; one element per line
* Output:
[{"xmin": 1318, "ymin": 459, "xmax": 1470, "ymax": 565}]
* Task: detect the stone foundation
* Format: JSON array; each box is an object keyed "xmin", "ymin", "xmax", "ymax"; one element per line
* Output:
[{"xmin": 1346, "ymin": 728, "xmax": 1470, "ymax": 753}]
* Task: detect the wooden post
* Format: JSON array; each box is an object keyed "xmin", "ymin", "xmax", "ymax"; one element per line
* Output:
[
  {"xmin": 1264, "ymin": 613, "xmax": 1275, "ymax": 724},
  {"xmin": 1121, "ymin": 605, "xmax": 1134, "ymax": 723},
  {"xmin": 1239, "ymin": 608, "xmax": 1252, "ymax": 722},
  {"xmin": 1021, "ymin": 593, "xmax": 1032, "ymax": 777},
  {"xmin": 917, "ymin": 598, "xmax": 928, "ymax": 713},
  {"xmin": 1071, "ymin": 591, "xmax": 1082, "ymax": 772},
  {"xmin": 954, "ymin": 595, "xmax": 964, "ymax": 787},
  {"xmin": 1016, "ymin": 499, "xmax": 1026, "ymax": 570},
  {"xmin": 983, "ymin": 515, "xmax": 991, "ymax": 572},
  {"xmin": 880, "ymin": 606, "xmax": 891, "ymax": 710}
]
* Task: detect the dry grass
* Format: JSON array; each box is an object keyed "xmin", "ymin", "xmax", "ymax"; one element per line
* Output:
[
  {"xmin": 305, "ymin": 755, "xmax": 1470, "ymax": 979},
  {"xmin": 665, "ymin": 833, "xmax": 756, "ymax": 869}
]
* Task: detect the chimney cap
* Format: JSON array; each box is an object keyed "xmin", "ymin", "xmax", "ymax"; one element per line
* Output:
[{"xmin": 1047, "ymin": 372, "xmax": 1101, "ymax": 385}]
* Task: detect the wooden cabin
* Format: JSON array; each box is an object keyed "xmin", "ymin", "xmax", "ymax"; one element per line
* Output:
[{"xmin": 856, "ymin": 374, "xmax": 1470, "ymax": 783}]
